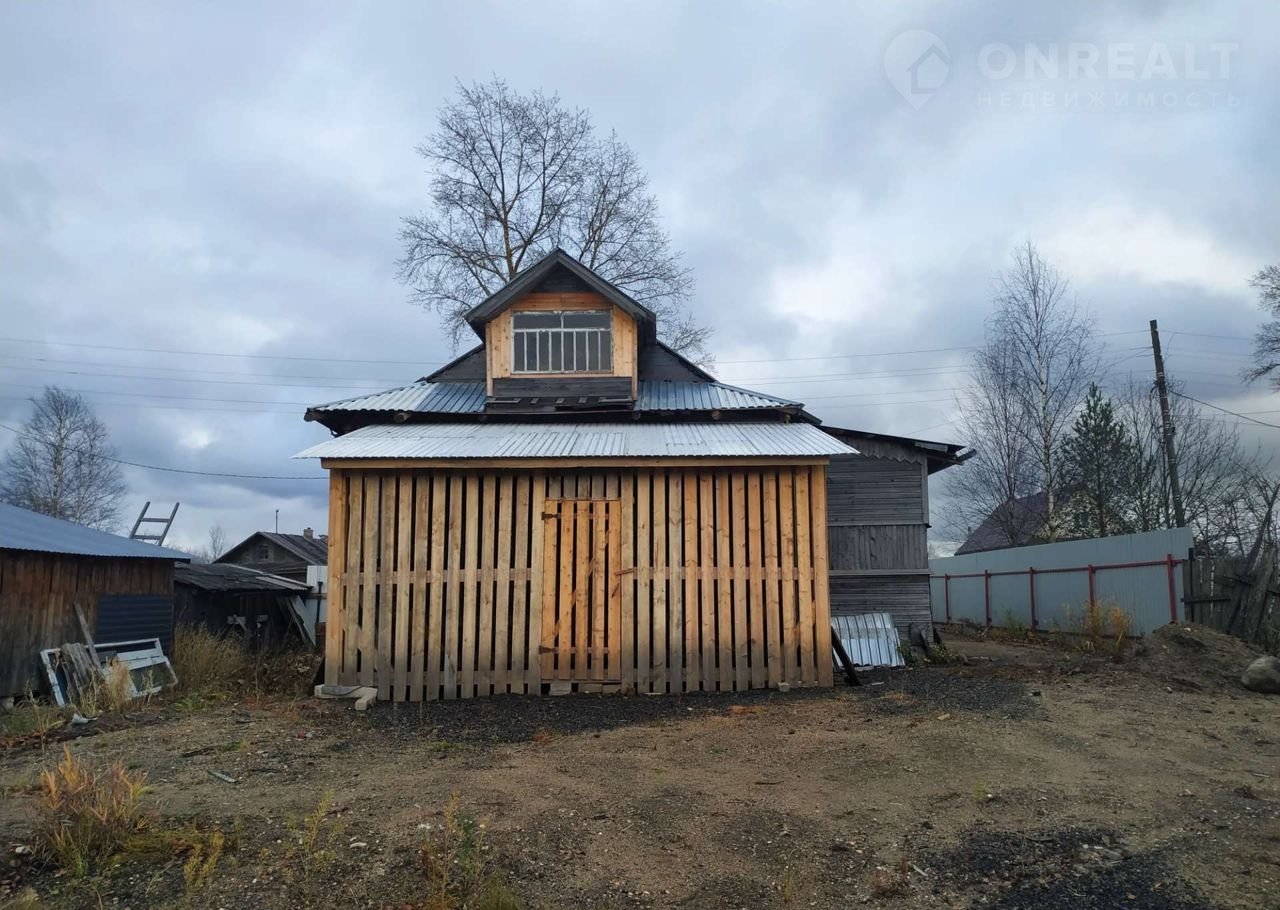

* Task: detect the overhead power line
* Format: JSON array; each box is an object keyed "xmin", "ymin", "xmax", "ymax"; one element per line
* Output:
[
  {"xmin": 1169, "ymin": 391, "xmax": 1280, "ymax": 430},
  {"xmin": 0, "ymin": 421, "xmax": 327, "ymax": 481}
]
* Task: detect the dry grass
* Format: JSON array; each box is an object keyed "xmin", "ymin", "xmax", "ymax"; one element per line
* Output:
[
  {"xmin": 1059, "ymin": 600, "xmax": 1135, "ymax": 655},
  {"xmin": 33, "ymin": 747, "xmax": 150, "ymax": 877},
  {"xmin": 170, "ymin": 625, "xmax": 250, "ymax": 694},
  {"xmin": 419, "ymin": 796, "xmax": 522, "ymax": 910}
]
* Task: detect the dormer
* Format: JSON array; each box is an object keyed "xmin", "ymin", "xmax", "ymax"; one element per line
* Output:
[{"xmin": 463, "ymin": 249, "xmax": 657, "ymax": 409}]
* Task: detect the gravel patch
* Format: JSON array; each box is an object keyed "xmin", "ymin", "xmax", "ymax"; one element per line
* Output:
[{"xmin": 858, "ymin": 668, "xmax": 1039, "ymax": 718}]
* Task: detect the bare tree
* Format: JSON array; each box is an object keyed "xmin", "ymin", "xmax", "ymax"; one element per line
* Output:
[
  {"xmin": 1245, "ymin": 264, "xmax": 1280, "ymax": 387},
  {"xmin": 399, "ymin": 78, "xmax": 708, "ymax": 362},
  {"xmin": 197, "ymin": 524, "xmax": 229, "ymax": 564},
  {"xmin": 1116, "ymin": 376, "xmax": 1265, "ymax": 553},
  {"xmin": 948, "ymin": 242, "xmax": 1097, "ymax": 544},
  {"xmin": 0, "ymin": 387, "xmax": 127, "ymax": 531},
  {"xmin": 948, "ymin": 336, "xmax": 1041, "ymax": 544},
  {"xmin": 994, "ymin": 242, "xmax": 1099, "ymax": 538}
]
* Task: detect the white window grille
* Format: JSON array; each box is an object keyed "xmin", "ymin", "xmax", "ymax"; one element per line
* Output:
[{"xmin": 512, "ymin": 310, "xmax": 613, "ymax": 373}]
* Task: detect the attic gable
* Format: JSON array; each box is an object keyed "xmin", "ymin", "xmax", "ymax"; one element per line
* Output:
[{"xmin": 463, "ymin": 248, "xmax": 657, "ymax": 341}]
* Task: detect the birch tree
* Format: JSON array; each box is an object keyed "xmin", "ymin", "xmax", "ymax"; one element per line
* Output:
[{"xmin": 0, "ymin": 387, "xmax": 127, "ymax": 531}]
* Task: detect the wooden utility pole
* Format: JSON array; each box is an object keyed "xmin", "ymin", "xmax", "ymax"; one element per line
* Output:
[{"xmin": 1149, "ymin": 319, "xmax": 1187, "ymax": 527}]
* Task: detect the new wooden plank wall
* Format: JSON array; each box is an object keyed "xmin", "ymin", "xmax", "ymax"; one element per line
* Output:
[
  {"xmin": 0, "ymin": 551, "xmax": 174, "ymax": 697},
  {"xmin": 325, "ymin": 464, "xmax": 833, "ymax": 701}
]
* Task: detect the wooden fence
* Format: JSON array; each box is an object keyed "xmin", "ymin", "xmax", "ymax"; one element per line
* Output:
[
  {"xmin": 1184, "ymin": 547, "xmax": 1280, "ymax": 648},
  {"xmin": 324, "ymin": 464, "xmax": 834, "ymax": 701}
]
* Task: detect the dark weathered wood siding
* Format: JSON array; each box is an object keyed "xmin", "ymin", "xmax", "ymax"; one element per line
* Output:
[
  {"xmin": 825, "ymin": 449, "xmax": 932, "ymax": 635},
  {"xmin": 0, "ymin": 550, "xmax": 174, "ymax": 697}
]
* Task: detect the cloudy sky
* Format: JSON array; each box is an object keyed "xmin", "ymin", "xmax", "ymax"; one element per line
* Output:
[{"xmin": 2, "ymin": 0, "xmax": 1277, "ymax": 552}]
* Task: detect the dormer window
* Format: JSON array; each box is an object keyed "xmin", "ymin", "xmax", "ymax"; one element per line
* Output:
[{"xmin": 512, "ymin": 310, "xmax": 612, "ymax": 373}]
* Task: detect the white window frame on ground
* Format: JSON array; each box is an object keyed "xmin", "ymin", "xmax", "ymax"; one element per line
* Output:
[{"xmin": 512, "ymin": 310, "xmax": 613, "ymax": 374}]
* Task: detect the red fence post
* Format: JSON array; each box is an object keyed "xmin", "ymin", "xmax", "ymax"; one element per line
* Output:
[
  {"xmin": 1165, "ymin": 553, "xmax": 1177, "ymax": 622},
  {"xmin": 1028, "ymin": 567, "xmax": 1037, "ymax": 630},
  {"xmin": 944, "ymin": 574, "xmax": 951, "ymax": 622},
  {"xmin": 1087, "ymin": 565, "xmax": 1096, "ymax": 612},
  {"xmin": 984, "ymin": 569, "xmax": 991, "ymax": 626}
]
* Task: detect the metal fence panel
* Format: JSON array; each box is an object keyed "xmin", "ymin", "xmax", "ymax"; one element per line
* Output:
[{"xmin": 929, "ymin": 528, "xmax": 1194, "ymax": 636}]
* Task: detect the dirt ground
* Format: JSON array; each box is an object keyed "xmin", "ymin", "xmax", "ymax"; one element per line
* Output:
[{"xmin": 1, "ymin": 626, "xmax": 1278, "ymax": 909}]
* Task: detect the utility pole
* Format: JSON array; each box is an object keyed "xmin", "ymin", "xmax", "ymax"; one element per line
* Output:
[{"xmin": 1149, "ymin": 319, "xmax": 1186, "ymax": 527}]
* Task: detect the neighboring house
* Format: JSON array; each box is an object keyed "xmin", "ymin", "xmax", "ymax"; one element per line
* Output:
[
  {"xmin": 296, "ymin": 248, "xmax": 963, "ymax": 701},
  {"xmin": 0, "ymin": 502, "xmax": 188, "ymax": 697},
  {"xmin": 217, "ymin": 529, "xmax": 328, "ymax": 583},
  {"xmin": 955, "ymin": 491, "xmax": 1053, "ymax": 555}
]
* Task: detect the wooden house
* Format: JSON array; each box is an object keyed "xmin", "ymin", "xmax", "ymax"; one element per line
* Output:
[
  {"xmin": 298, "ymin": 249, "xmax": 963, "ymax": 702},
  {"xmin": 0, "ymin": 503, "xmax": 187, "ymax": 698},
  {"xmin": 217, "ymin": 529, "xmax": 328, "ymax": 583}
]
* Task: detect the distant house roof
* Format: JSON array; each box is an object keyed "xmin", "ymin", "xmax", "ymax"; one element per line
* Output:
[
  {"xmin": 175, "ymin": 562, "xmax": 310, "ymax": 593},
  {"xmin": 218, "ymin": 531, "xmax": 328, "ymax": 566},
  {"xmin": 955, "ymin": 491, "xmax": 1052, "ymax": 555},
  {"xmin": 296, "ymin": 421, "xmax": 857, "ymax": 461},
  {"xmin": 0, "ymin": 502, "xmax": 189, "ymax": 561},
  {"xmin": 305, "ymin": 380, "xmax": 803, "ymax": 423}
]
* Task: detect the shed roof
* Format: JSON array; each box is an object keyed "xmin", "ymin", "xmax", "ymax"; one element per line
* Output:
[
  {"xmin": 296, "ymin": 421, "xmax": 857, "ymax": 461},
  {"xmin": 0, "ymin": 503, "xmax": 189, "ymax": 561},
  {"xmin": 306, "ymin": 380, "xmax": 798, "ymax": 419},
  {"xmin": 175, "ymin": 562, "xmax": 311, "ymax": 593}
]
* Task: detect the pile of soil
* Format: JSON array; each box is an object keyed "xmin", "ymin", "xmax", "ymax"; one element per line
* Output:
[{"xmin": 1134, "ymin": 623, "xmax": 1269, "ymax": 694}]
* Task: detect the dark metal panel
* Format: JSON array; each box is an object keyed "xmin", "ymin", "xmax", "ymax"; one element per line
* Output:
[
  {"xmin": 638, "ymin": 342, "xmax": 715, "ymax": 382},
  {"xmin": 422, "ymin": 346, "xmax": 487, "ymax": 382},
  {"xmin": 490, "ymin": 377, "xmax": 634, "ymax": 401},
  {"xmin": 95, "ymin": 594, "xmax": 175, "ymax": 655}
]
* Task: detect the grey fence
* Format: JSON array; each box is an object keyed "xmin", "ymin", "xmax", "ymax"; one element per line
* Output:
[{"xmin": 929, "ymin": 528, "xmax": 1195, "ymax": 636}]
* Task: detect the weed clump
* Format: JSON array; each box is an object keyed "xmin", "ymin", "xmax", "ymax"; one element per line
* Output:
[
  {"xmin": 170, "ymin": 625, "xmax": 250, "ymax": 694},
  {"xmin": 33, "ymin": 747, "xmax": 149, "ymax": 876},
  {"xmin": 420, "ymin": 796, "xmax": 522, "ymax": 910}
]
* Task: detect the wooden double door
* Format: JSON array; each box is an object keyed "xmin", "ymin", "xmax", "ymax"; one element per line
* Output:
[{"xmin": 541, "ymin": 498, "xmax": 622, "ymax": 687}]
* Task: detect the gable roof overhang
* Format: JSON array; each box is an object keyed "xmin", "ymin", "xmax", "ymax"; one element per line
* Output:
[
  {"xmin": 820, "ymin": 425, "xmax": 970, "ymax": 474},
  {"xmin": 463, "ymin": 248, "xmax": 658, "ymax": 341}
]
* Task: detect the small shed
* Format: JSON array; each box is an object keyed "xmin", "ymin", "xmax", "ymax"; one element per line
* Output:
[
  {"xmin": 175, "ymin": 562, "xmax": 314, "ymax": 646},
  {"xmin": 819, "ymin": 428, "xmax": 968, "ymax": 638},
  {"xmin": 0, "ymin": 503, "xmax": 188, "ymax": 698}
]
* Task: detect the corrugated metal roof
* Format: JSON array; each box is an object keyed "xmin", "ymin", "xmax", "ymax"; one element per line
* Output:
[
  {"xmin": 295, "ymin": 422, "xmax": 857, "ymax": 460},
  {"xmin": 833, "ymin": 613, "xmax": 905, "ymax": 668},
  {"xmin": 308, "ymin": 380, "xmax": 797, "ymax": 415},
  {"xmin": 175, "ymin": 563, "xmax": 310, "ymax": 593},
  {"xmin": 0, "ymin": 503, "xmax": 189, "ymax": 561}
]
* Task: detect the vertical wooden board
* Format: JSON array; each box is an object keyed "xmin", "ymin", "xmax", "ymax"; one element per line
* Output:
[
  {"xmin": 394, "ymin": 473, "xmax": 413, "ymax": 701},
  {"xmin": 359, "ymin": 473, "xmax": 379, "ymax": 689},
  {"xmin": 761, "ymin": 471, "xmax": 783, "ymax": 688},
  {"xmin": 442, "ymin": 475, "xmax": 464, "ymax": 699},
  {"xmin": 342, "ymin": 473, "xmax": 363, "ymax": 685},
  {"xmin": 746, "ymin": 472, "xmax": 766, "ymax": 689},
  {"xmin": 376, "ymin": 475, "xmax": 397, "ymax": 700},
  {"xmin": 607, "ymin": 496, "xmax": 622, "ymax": 685},
  {"xmin": 556, "ymin": 500, "xmax": 573, "ymax": 679},
  {"xmin": 809, "ymin": 466, "xmax": 834, "ymax": 687},
  {"xmin": 635, "ymin": 472, "xmax": 651, "ymax": 692},
  {"xmin": 509, "ymin": 475, "xmax": 529, "ymax": 693},
  {"xmin": 719, "ymin": 472, "xmax": 736, "ymax": 692},
  {"xmin": 665, "ymin": 472, "xmax": 683, "ymax": 692},
  {"xmin": 476, "ymin": 475, "xmax": 497, "ymax": 697},
  {"xmin": 324, "ymin": 470, "xmax": 346, "ymax": 687},
  {"xmin": 526, "ymin": 476, "xmax": 545, "ymax": 692},
  {"xmin": 574, "ymin": 501, "xmax": 591, "ymax": 678},
  {"xmin": 778, "ymin": 469, "xmax": 798, "ymax": 685},
  {"xmin": 619, "ymin": 473, "xmax": 636, "ymax": 693},
  {"xmin": 460, "ymin": 475, "xmax": 481, "ymax": 698},
  {"xmin": 650, "ymin": 471, "xmax": 668, "ymax": 692},
  {"xmin": 682, "ymin": 470, "xmax": 699, "ymax": 691},
  {"xmin": 794, "ymin": 467, "xmax": 815, "ymax": 685},
  {"xmin": 698, "ymin": 473, "xmax": 716, "ymax": 691},
  {"xmin": 409, "ymin": 473, "xmax": 429, "ymax": 701},
  {"xmin": 591, "ymin": 499, "xmax": 607, "ymax": 681},
  {"xmin": 493, "ymin": 475, "xmax": 514, "ymax": 694},
  {"xmin": 426, "ymin": 475, "xmax": 447, "ymax": 700}
]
